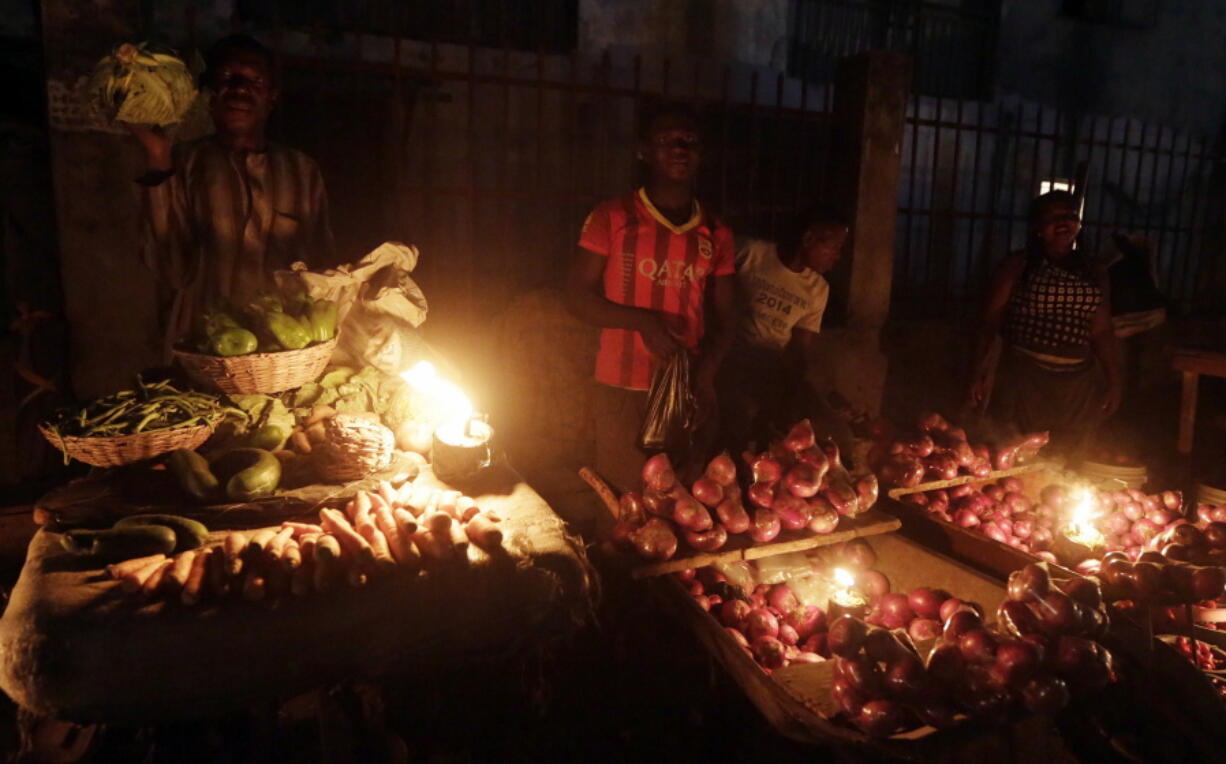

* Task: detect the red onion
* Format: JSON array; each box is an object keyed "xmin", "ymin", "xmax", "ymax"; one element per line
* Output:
[
  {"xmin": 1197, "ymin": 504, "xmax": 1216, "ymax": 525},
  {"xmin": 807, "ymin": 505, "xmax": 840, "ymax": 534},
  {"xmin": 926, "ymin": 642, "xmax": 965, "ymax": 685},
  {"xmin": 943, "ymin": 609, "xmax": 982, "ymax": 641},
  {"xmin": 747, "ymin": 481, "xmax": 776, "ymax": 509},
  {"xmin": 786, "ymin": 605, "xmax": 827, "ymax": 641},
  {"xmin": 641, "ymin": 453, "xmax": 676, "ymax": 493},
  {"xmin": 749, "ymin": 509, "xmax": 781, "ymax": 543},
  {"xmin": 939, "ymin": 597, "xmax": 967, "ymax": 622},
  {"xmin": 1121, "ymin": 502, "xmax": 1145, "ymax": 522},
  {"xmin": 642, "ymin": 489, "xmax": 674, "ymax": 518},
  {"xmin": 1012, "ymin": 518, "xmax": 1035, "ymax": 539},
  {"xmin": 1147, "ymin": 508, "xmax": 1175, "ymax": 527},
  {"xmin": 1020, "ymin": 674, "xmax": 1070, "ymax": 714},
  {"xmin": 884, "ymin": 653, "xmax": 927, "ymax": 699},
  {"xmin": 993, "ymin": 641, "xmax": 1040, "ymax": 686},
  {"xmin": 752, "ymin": 635, "xmax": 787, "ymax": 669},
  {"xmin": 683, "ymin": 523, "xmax": 727, "ymax": 552},
  {"xmin": 878, "ymin": 593, "xmax": 913, "ymax": 624},
  {"xmin": 997, "ymin": 600, "xmax": 1042, "ymax": 638},
  {"xmin": 1103, "ymin": 512, "xmax": 1132, "ymax": 537},
  {"xmin": 855, "ymin": 699, "xmax": 907, "ymax": 738},
  {"xmin": 767, "ymin": 584, "xmax": 799, "ymax": 614},
  {"xmin": 746, "ymin": 608, "xmax": 780, "ymax": 641},
  {"xmin": 782, "ymin": 418, "xmax": 816, "ymax": 451},
  {"xmin": 901, "ymin": 492, "xmax": 928, "ymax": 507},
  {"xmin": 719, "ymin": 599, "xmax": 752, "ymax": 628},
  {"xmin": 1033, "ymin": 591, "xmax": 1080, "ymax": 635},
  {"xmin": 954, "ymin": 508, "xmax": 980, "ymax": 528},
  {"xmin": 772, "ymin": 494, "xmax": 812, "ymax": 531},
  {"xmin": 1212, "ymin": 505, "xmax": 1226, "ymax": 523},
  {"xmin": 750, "ymin": 455, "xmax": 783, "ymax": 484},
  {"xmin": 783, "ymin": 464, "xmax": 822, "ymax": 499},
  {"xmin": 714, "ymin": 498, "xmax": 751, "ymax": 535},
  {"xmin": 1039, "ymin": 484, "xmax": 1069, "ymax": 511},
  {"xmin": 1130, "ymin": 518, "xmax": 1161, "ymax": 546},
  {"xmin": 690, "ymin": 478, "xmax": 725, "ymax": 508},
  {"xmin": 840, "ymin": 538, "xmax": 878, "ymax": 570},
  {"xmin": 908, "ymin": 618, "xmax": 942, "ymax": 642},
  {"xmin": 828, "ymin": 615, "xmax": 868, "ymax": 658},
  {"xmin": 982, "ymin": 522, "xmax": 1009, "ymax": 544},
  {"xmin": 1191, "ymin": 566, "xmax": 1226, "ymax": 600},
  {"xmin": 704, "ymin": 451, "xmax": 738, "ymax": 486},
  {"xmin": 1162, "ymin": 490, "xmax": 1182, "ymax": 511},
  {"xmin": 906, "ymin": 587, "xmax": 944, "ymax": 620},
  {"xmin": 958, "ymin": 629, "xmax": 998, "ymax": 663},
  {"xmin": 627, "ymin": 518, "xmax": 678, "ymax": 560},
  {"xmin": 1203, "ymin": 522, "xmax": 1226, "ymax": 548},
  {"xmin": 858, "ymin": 569, "xmax": 891, "ymax": 600},
  {"xmin": 672, "ymin": 497, "xmax": 713, "ymax": 532},
  {"xmin": 1007, "ymin": 564, "xmax": 1051, "ymax": 602},
  {"xmin": 802, "ymin": 632, "xmax": 827, "ymax": 657},
  {"xmin": 983, "ymin": 485, "xmax": 1005, "ymax": 502}
]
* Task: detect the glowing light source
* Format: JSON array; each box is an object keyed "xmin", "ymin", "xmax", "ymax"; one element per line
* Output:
[
  {"xmin": 1064, "ymin": 486, "xmax": 1106, "ymax": 548},
  {"xmin": 400, "ymin": 360, "xmax": 473, "ymax": 429},
  {"xmin": 831, "ymin": 567, "xmax": 868, "ymax": 608}
]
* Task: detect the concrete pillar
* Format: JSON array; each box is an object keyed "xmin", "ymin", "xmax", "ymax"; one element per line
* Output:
[{"xmin": 809, "ymin": 51, "xmax": 910, "ymax": 415}]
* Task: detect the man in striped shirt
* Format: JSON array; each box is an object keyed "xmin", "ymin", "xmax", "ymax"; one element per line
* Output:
[
  {"xmin": 567, "ymin": 105, "xmax": 737, "ymax": 492},
  {"xmin": 126, "ymin": 35, "xmax": 333, "ymax": 358}
]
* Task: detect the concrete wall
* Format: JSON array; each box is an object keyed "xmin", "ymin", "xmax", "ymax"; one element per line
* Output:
[
  {"xmin": 580, "ymin": 0, "xmax": 789, "ymax": 69},
  {"xmin": 997, "ymin": 0, "xmax": 1226, "ymax": 135}
]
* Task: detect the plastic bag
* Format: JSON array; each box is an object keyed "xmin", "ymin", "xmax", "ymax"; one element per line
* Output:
[
  {"xmin": 637, "ymin": 351, "xmax": 696, "ymax": 453},
  {"xmin": 276, "ymin": 242, "xmax": 429, "ymax": 376}
]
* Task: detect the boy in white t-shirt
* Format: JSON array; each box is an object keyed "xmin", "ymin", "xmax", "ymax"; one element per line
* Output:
[{"xmin": 718, "ymin": 206, "xmax": 852, "ymax": 456}]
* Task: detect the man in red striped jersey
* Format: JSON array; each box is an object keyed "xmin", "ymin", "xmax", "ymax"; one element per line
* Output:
[{"xmin": 567, "ymin": 105, "xmax": 738, "ymax": 492}]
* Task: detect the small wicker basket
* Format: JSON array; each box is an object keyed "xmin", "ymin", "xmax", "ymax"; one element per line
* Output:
[
  {"xmin": 39, "ymin": 420, "xmax": 217, "ymax": 468},
  {"xmin": 173, "ymin": 337, "xmax": 338, "ymax": 394}
]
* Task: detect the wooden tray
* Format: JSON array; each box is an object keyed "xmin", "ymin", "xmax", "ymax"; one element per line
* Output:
[
  {"xmin": 886, "ymin": 461, "xmax": 1057, "ymax": 500},
  {"xmin": 654, "ymin": 533, "xmax": 1079, "ymax": 759},
  {"xmin": 630, "ymin": 509, "xmax": 900, "ymax": 579}
]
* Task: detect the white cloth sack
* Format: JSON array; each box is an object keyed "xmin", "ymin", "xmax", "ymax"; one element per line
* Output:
[{"xmin": 277, "ymin": 242, "xmax": 429, "ymax": 376}]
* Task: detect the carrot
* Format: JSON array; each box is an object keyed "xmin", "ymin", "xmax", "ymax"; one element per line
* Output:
[
  {"xmin": 456, "ymin": 496, "xmax": 480, "ymax": 523},
  {"xmin": 266, "ymin": 526, "xmax": 294, "ymax": 561},
  {"xmin": 223, "ymin": 533, "xmax": 246, "ymax": 575},
  {"xmin": 358, "ymin": 522, "xmax": 397, "ymax": 574},
  {"xmin": 424, "ymin": 511, "xmax": 451, "ymax": 535},
  {"xmin": 412, "ymin": 530, "xmax": 453, "ymax": 562},
  {"xmin": 375, "ymin": 506, "xmax": 413, "ymax": 565},
  {"xmin": 291, "ymin": 557, "xmax": 314, "ymax": 596},
  {"xmin": 392, "ymin": 508, "xmax": 419, "ymax": 538},
  {"xmin": 280, "ymin": 521, "xmax": 324, "ymax": 537},
  {"xmin": 485, "ymin": 509, "xmax": 503, "ymax": 523},
  {"xmin": 298, "ymin": 533, "xmax": 320, "ymax": 561},
  {"xmin": 107, "ymin": 553, "xmax": 168, "ymax": 580},
  {"xmin": 465, "ymin": 512, "xmax": 504, "ymax": 550},
  {"xmin": 408, "ymin": 484, "xmax": 437, "ymax": 516},
  {"xmin": 181, "ymin": 548, "xmax": 210, "ymax": 605},
  {"xmin": 121, "ymin": 556, "xmax": 169, "ymax": 594},
  {"xmin": 448, "ymin": 521, "xmax": 469, "ymax": 561},
  {"xmin": 393, "ymin": 481, "xmax": 414, "ymax": 508},
  {"xmin": 142, "ymin": 559, "xmax": 172, "ymax": 597},
  {"xmin": 246, "ymin": 528, "xmax": 277, "ymax": 557},
  {"xmin": 319, "ymin": 508, "xmax": 374, "ymax": 563},
  {"xmin": 377, "ymin": 480, "xmax": 398, "ymax": 510},
  {"xmin": 437, "ymin": 490, "xmax": 461, "ymax": 519},
  {"xmin": 282, "ymin": 539, "xmax": 302, "ymax": 570},
  {"xmin": 353, "ymin": 492, "xmax": 373, "ymax": 527},
  {"xmin": 206, "ymin": 545, "xmax": 230, "ymax": 597},
  {"xmin": 313, "ymin": 534, "xmax": 341, "ymax": 592},
  {"xmin": 166, "ymin": 549, "xmax": 198, "ymax": 592},
  {"xmin": 342, "ymin": 499, "xmax": 357, "ymax": 523}
]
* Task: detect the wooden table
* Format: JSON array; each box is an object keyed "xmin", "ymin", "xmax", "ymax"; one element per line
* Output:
[
  {"xmin": 0, "ymin": 466, "xmax": 593, "ymax": 723},
  {"xmin": 1173, "ymin": 347, "xmax": 1226, "ymax": 454}
]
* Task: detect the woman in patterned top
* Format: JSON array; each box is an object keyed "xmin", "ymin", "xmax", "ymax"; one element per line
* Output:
[{"xmin": 966, "ymin": 191, "xmax": 1121, "ymax": 453}]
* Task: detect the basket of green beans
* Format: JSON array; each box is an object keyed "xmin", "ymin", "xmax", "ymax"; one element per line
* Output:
[{"xmin": 39, "ymin": 379, "xmax": 230, "ymax": 467}]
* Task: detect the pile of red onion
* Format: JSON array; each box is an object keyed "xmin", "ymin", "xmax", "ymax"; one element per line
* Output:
[
  {"xmin": 611, "ymin": 419, "xmax": 879, "ymax": 562},
  {"xmin": 901, "ymin": 476, "xmax": 1059, "ymax": 561},
  {"xmin": 1080, "ymin": 550, "xmax": 1226, "ymax": 606},
  {"xmin": 742, "ymin": 419, "xmax": 879, "ymax": 539},
  {"xmin": 831, "ymin": 564, "xmax": 1116, "ymax": 738},
  {"xmin": 871, "ymin": 412, "xmax": 1048, "ymax": 489}
]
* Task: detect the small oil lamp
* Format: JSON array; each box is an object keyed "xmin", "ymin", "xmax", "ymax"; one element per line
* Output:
[
  {"xmin": 1055, "ymin": 486, "xmax": 1106, "ymax": 566},
  {"xmin": 400, "ymin": 361, "xmax": 494, "ymax": 484},
  {"xmin": 828, "ymin": 567, "xmax": 869, "ymax": 620}
]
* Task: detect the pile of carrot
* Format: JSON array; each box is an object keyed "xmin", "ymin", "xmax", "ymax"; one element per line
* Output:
[{"xmin": 105, "ymin": 478, "xmax": 505, "ymax": 604}]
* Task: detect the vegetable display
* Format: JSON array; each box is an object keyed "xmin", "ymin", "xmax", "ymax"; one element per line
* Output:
[
  {"xmin": 833, "ymin": 563, "xmax": 1114, "ymax": 737},
  {"xmin": 41, "ymin": 379, "xmax": 227, "ymax": 442},
  {"xmin": 193, "ymin": 293, "xmax": 338, "ymax": 357},
  {"xmin": 88, "ymin": 42, "xmax": 197, "ymax": 126},
  {"xmin": 100, "ymin": 479, "xmax": 506, "ymax": 604},
  {"xmin": 610, "ymin": 419, "xmax": 878, "ymax": 562},
  {"xmin": 899, "ymin": 475, "xmax": 1059, "ymax": 561},
  {"xmin": 870, "ymin": 412, "xmax": 1048, "ymax": 489}
]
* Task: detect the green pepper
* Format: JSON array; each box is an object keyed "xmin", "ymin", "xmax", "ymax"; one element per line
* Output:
[
  {"xmin": 210, "ymin": 327, "xmax": 258, "ymax": 357},
  {"xmin": 307, "ymin": 299, "xmax": 338, "ymax": 342},
  {"xmin": 246, "ymin": 423, "xmax": 288, "ymax": 451},
  {"xmin": 252, "ymin": 294, "xmax": 284, "ymax": 313},
  {"xmin": 263, "ymin": 311, "xmax": 311, "ymax": 350}
]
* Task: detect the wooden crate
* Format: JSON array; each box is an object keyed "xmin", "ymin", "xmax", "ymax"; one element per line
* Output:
[{"xmin": 654, "ymin": 533, "xmax": 1078, "ymax": 760}]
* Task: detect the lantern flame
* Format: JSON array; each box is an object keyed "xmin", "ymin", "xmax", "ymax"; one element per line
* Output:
[
  {"xmin": 830, "ymin": 567, "xmax": 867, "ymax": 608},
  {"xmin": 834, "ymin": 567, "xmax": 855, "ymax": 588},
  {"xmin": 400, "ymin": 360, "xmax": 473, "ymax": 428},
  {"xmin": 1065, "ymin": 486, "xmax": 1106, "ymax": 548}
]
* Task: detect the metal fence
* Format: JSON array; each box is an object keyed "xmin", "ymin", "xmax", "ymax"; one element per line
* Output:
[
  {"xmin": 895, "ymin": 92, "xmax": 1225, "ymax": 319},
  {"xmin": 267, "ymin": 41, "xmax": 836, "ymax": 334}
]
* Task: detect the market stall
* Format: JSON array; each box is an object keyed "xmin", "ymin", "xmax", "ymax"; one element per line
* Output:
[{"xmin": 0, "ymin": 269, "xmax": 593, "ymax": 724}]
